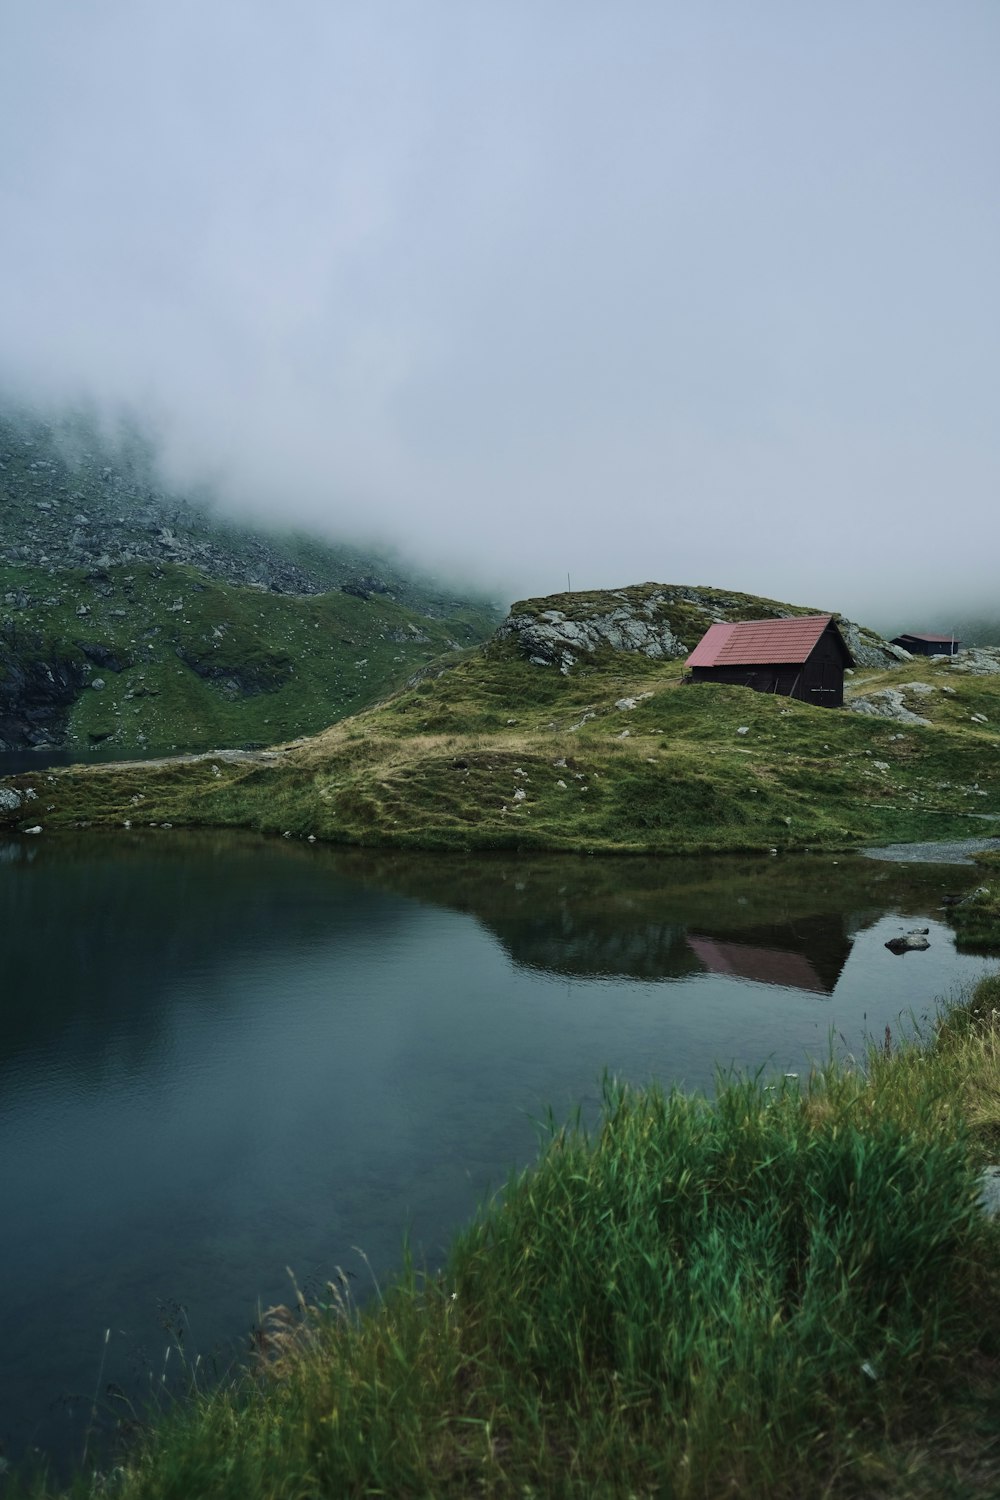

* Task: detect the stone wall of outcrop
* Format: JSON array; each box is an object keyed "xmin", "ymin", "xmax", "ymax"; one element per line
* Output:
[
  {"xmin": 843, "ymin": 648, "xmax": 1000, "ymax": 724},
  {"xmin": 836, "ymin": 620, "xmax": 913, "ymax": 670},
  {"xmin": 0, "ymin": 639, "xmax": 87, "ymax": 749},
  {"xmin": 846, "ymin": 687, "xmax": 933, "ymax": 726},
  {"xmin": 949, "ymin": 648, "xmax": 1000, "ymax": 677},
  {"xmin": 496, "ymin": 594, "xmax": 689, "ymax": 674}
]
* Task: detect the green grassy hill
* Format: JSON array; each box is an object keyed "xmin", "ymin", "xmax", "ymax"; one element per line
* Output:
[
  {"xmin": 0, "ymin": 558, "xmax": 491, "ymax": 754},
  {"xmin": 494, "ymin": 580, "xmax": 907, "ymax": 669},
  {"xmin": 0, "ymin": 408, "xmax": 499, "ymax": 752},
  {"xmin": 4, "ymin": 582, "xmax": 999, "ymax": 857}
]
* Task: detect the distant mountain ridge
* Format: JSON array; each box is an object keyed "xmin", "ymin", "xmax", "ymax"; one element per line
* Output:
[
  {"xmin": 923, "ymin": 616, "xmax": 1000, "ymax": 649},
  {"xmin": 0, "ymin": 408, "xmax": 500, "ymax": 754},
  {"xmin": 0, "ymin": 407, "xmax": 477, "ymax": 613}
]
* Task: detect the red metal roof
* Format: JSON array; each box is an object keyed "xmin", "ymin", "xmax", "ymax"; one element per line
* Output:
[
  {"xmin": 686, "ymin": 935, "xmax": 830, "ymax": 993},
  {"xmin": 686, "ymin": 615, "xmax": 836, "ymax": 668},
  {"xmin": 896, "ymin": 632, "xmax": 958, "ymax": 644}
]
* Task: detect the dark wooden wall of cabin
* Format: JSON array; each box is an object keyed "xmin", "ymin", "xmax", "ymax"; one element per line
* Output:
[
  {"xmin": 690, "ymin": 664, "xmax": 798, "ymax": 695},
  {"xmin": 689, "ymin": 627, "xmax": 847, "ymax": 708},
  {"xmin": 797, "ymin": 631, "xmax": 846, "ymax": 707},
  {"xmin": 895, "ymin": 638, "xmax": 959, "ymax": 657}
]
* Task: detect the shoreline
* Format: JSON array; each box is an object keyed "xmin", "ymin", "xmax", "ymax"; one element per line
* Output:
[{"xmin": 17, "ymin": 971, "xmax": 1000, "ymax": 1499}]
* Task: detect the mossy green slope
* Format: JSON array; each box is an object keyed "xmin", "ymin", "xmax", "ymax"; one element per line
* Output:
[
  {"xmin": 1, "ymin": 559, "xmax": 490, "ymax": 753},
  {"xmin": 4, "ymin": 596, "xmax": 1000, "ymax": 855},
  {"xmin": 0, "ymin": 407, "xmax": 498, "ymax": 752}
]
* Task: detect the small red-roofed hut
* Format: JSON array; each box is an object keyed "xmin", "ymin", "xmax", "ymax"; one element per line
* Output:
[
  {"xmin": 686, "ymin": 615, "xmax": 854, "ymax": 707},
  {"xmin": 890, "ymin": 632, "xmax": 960, "ymax": 657}
]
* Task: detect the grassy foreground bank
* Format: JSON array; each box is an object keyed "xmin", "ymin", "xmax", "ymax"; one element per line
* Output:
[{"xmin": 18, "ymin": 975, "xmax": 1000, "ymax": 1499}]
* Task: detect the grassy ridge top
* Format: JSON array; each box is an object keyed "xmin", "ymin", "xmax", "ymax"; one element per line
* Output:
[
  {"xmin": 507, "ymin": 579, "xmax": 825, "ymax": 632},
  {"xmin": 506, "ymin": 579, "xmax": 819, "ymax": 621},
  {"xmin": 4, "ymin": 605, "xmax": 1000, "ymax": 856}
]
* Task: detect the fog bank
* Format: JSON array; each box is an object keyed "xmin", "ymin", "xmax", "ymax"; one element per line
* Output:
[{"xmin": 1, "ymin": 2, "xmax": 997, "ymax": 624}]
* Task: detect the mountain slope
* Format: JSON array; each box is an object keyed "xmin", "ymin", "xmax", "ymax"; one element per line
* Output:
[
  {"xmin": 4, "ymin": 582, "xmax": 999, "ymax": 859},
  {"xmin": 0, "ymin": 408, "xmax": 499, "ymax": 752}
]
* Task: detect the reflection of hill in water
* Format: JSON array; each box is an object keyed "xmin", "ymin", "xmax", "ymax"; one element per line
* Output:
[
  {"xmin": 444, "ymin": 907, "xmax": 854, "ymax": 990},
  {"xmin": 0, "ymin": 830, "xmax": 418, "ymax": 1077},
  {"xmin": 485, "ymin": 911, "xmax": 697, "ymax": 979},
  {"xmin": 457, "ymin": 907, "xmax": 852, "ymax": 993},
  {"xmin": 0, "ymin": 837, "xmax": 978, "ymax": 1075},
  {"xmin": 328, "ymin": 848, "xmax": 971, "ymax": 990}
]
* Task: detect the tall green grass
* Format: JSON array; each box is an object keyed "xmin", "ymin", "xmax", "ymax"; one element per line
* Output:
[
  {"xmin": 952, "ymin": 883, "xmax": 1000, "ymax": 954},
  {"xmin": 20, "ymin": 981, "xmax": 1000, "ymax": 1499}
]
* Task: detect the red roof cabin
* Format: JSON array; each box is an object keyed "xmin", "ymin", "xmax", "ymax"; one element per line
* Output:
[
  {"xmin": 890, "ymin": 632, "xmax": 961, "ymax": 657},
  {"xmin": 686, "ymin": 615, "xmax": 854, "ymax": 708}
]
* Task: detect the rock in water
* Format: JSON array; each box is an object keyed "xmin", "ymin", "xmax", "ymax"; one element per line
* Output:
[{"xmin": 884, "ymin": 934, "xmax": 931, "ymax": 954}]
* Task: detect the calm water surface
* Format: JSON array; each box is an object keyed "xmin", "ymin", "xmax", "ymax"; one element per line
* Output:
[
  {"xmin": 1, "ymin": 831, "xmax": 996, "ymax": 1471},
  {"xmin": 0, "ymin": 747, "xmax": 182, "ymax": 777}
]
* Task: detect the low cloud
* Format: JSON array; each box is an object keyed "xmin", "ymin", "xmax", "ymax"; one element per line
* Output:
[{"xmin": 2, "ymin": 2, "xmax": 997, "ymax": 624}]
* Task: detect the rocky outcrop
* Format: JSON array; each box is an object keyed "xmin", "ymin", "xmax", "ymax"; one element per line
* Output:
[
  {"xmin": 836, "ymin": 620, "xmax": 912, "ymax": 670},
  {"xmin": 847, "ymin": 688, "xmax": 932, "ymax": 726},
  {"xmin": 2, "ymin": 474, "xmax": 353, "ymax": 597},
  {"xmin": 978, "ymin": 1166, "xmax": 1000, "ymax": 1217},
  {"xmin": 495, "ymin": 583, "xmax": 904, "ymax": 677},
  {"xmin": 0, "ymin": 638, "xmax": 87, "ymax": 749},
  {"xmin": 0, "ymin": 409, "xmax": 492, "ymax": 619},
  {"xmin": 174, "ymin": 645, "xmax": 294, "ymax": 697},
  {"xmin": 497, "ymin": 595, "xmax": 688, "ymax": 674},
  {"xmin": 77, "ymin": 640, "xmax": 133, "ymax": 673},
  {"xmin": 949, "ymin": 647, "xmax": 1000, "ymax": 677}
]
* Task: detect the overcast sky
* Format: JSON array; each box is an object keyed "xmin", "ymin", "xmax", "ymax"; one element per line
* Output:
[{"xmin": 1, "ymin": 2, "xmax": 997, "ymax": 621}]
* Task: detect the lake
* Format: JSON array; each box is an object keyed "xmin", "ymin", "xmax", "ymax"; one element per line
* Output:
[{"xmin": 1, "ymin": 830, "xmax": 996, "ymax": 1473}]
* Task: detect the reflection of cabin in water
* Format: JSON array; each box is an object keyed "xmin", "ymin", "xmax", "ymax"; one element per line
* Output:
[
  {"xmin": 686, "ymin": 615, "xmax": 853, "ymax": 707},
  {"xmin": 890, "ymin": 632, "xmax": 961, "ymax": 657},
  {"xmin": 498, "ymin": 900, "xmax": 853, "ymax": 994},
  {"xmin": 687, "ymin": 915, "xmax": 853, "ymax": 995}
]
